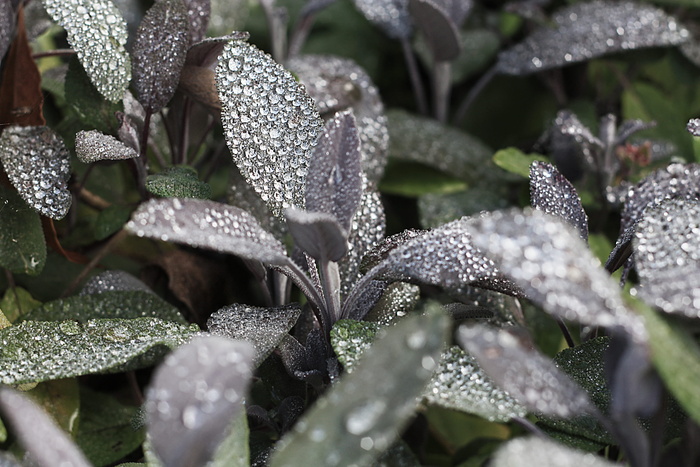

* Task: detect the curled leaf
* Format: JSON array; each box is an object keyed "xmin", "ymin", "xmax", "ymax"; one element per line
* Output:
[
  {"xmin": 286, "ymin": 208, "xmax": 348, "ymax": 262},
  {"xmin": 0, "ymin": 125, "xmax": 71, "ymax": 220},
  {"xmin": 216, "ymin": 40, "xmax": 323, "ymax": 217},
  {"xmin": 75, "ymin": 130, "xmax": 138, "ymax": 163},
  {"xmin": 146, "ymin": 336, "xmax": 254, "ymax": 467},
  {"xmin": 43, "ymin": 0, "xmax": 131, "ymax": 102},
  {"xmin": 127, "ymin": 198, "xmax": 290, "ymax": 265},
  {"xmin": 497, "ymin": 1, "xmax": 689, "ymax": 75},
  {"xmin": 408, "ymin": 0, "xmax": 461, "ymax": 62}
]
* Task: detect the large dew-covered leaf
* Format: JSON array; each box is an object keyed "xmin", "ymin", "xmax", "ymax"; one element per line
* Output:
[
  {"xmin": 216, "ymin": 40, "xmax": 323, "ymax": 218},
  {"xmin": 287, "ymin": 55, "xmax": 389, "ymax": 185},
  {"xmin": 492, "ymin": 436, "xmax": 617, "ymax": 467},
  {"xmin": 0, "ymin": 126, "xmax": 71, "ymax": 220},
  {"xmin": 305, "ymin": 110, "xmax": 363, "ymax": 233},
  {"xmin": 0, "ymin": 318, "xmax": 197, "ymax": 385},
  {"xmin": 21, "ymin": 290, "xmax": 187, "ymax": 324},
  {"xmin": 0, "ymin": 185, "xmax": 46, "ymax": 275},
  {"xmin": 207, "ymin": 303, "xmax": 301, "ymax": 367},
  {"xmin": 43, "ymin": 0, "xmax": 131, "ymax": 102},
  {"xmin": 127, "ymin": 198, "xmax": 290, "ymax": 265},
  {"xmin": 458, "ymin": 324, "xmax": 595, "ymax": 418},
  {"xmin": 0, "ymin": 388, "xmax": 91, "ymax": 467},
  {"xmin": 75, "ymin": 130, "xmax": 138, "ymax": 163},
  {"xmin": 146, "ymin": 336, "xmax": 254, "ymax": 467},
  {"xmin": 497, "ymin": 1, "xmax": 689, "ymax": 75},
  {"xmin": 530, "ymin": 161, "xmax": 588, "ymax": 241},
  {"xmin": 132, "ymin": 0, "xmax": 190, "ymax": 113},
  {"xmin": 634, "ymin": 198, "xmax": 700, "ymax": 318},
  {"xmin": 468, "ymin": 209, "xmax": 647, "ymax": 341},
  {"xmin": 351, "ymin": 0, "xmax": 412, "ymax": 39},
  {"xmin": 271, "ymin": 306, "xmax": 448, "ymax": 466}
]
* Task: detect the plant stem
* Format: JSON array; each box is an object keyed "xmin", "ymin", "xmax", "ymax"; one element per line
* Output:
[
  {"xmin": 453, "ymin": 65, "xmax": 498, "ymax": 125},
  {"xmin": 288, "ymin": 13, "xmax": 316, "ymax": 58},
  {"xmin": 401, "ymin": 38, "xmax": 428, "ymax": 115},
  {"xmin": 433, "ymin": 61, "xmax": 452, "ymax": 123},
  {"xmin": 32, "ymin": 48, "xmax": 75, "ymax": 59},
  {"xmin": 513, "ymin": 416, "xmax": 550, "ymax": 438},
  {"xmin": 318, "ymin": 260, "xmax": 341, "ymax": 323},
  {"xmin": 556, "ymin": 317, "xmax": 576, "ymax": 348},
  {"xmin": 177, "ymin": 97, "xmax": 192, "ymax": 165},
  {"xmin": 261, "ymin": 0, "xmax": 288, "ymax": 62}
]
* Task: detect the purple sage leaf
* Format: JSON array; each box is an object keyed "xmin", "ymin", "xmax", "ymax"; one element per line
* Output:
[
  {"xmin": 408, "ymin": 0, "xmax": 461, "ymax": 62},
  {"xmin": 43, "ymin": 0, "xmax": 131, "ymax": 102},
  {"xmin": 207, "ymin": 303, "xmax": 301, "ymax": 367},
  {"xmin": 468, "ymin": 209, "xmax": 647, "ymax": 341},
  {"xmin": 287, "ymin": 55, "xmax": 389, "ymax": 185},
  {"xmin": 132, "ymin": 0, "xmax": 191, "ymax": 113},
  {"xmin": 0, "ymin": 388, "xmax": 91, "ymax": 467},
  {"xmin": 634, "ymin": 198, "xmax": 700, "ymax": 318},
  {"xmin": 182, "ymin": 0, "xmax": 210, "ymax": 43},
  {"xmin": 75, "ymin": 130, "xmax": 138, "ymax": 163},
  {"xmin": 146, "ymin": 336, "xmax": 254, "ymax": 467},
  {"xmin": 306, "ymin": 110, "xmax": 363, "ymax": 233},
  {"xmin": 497, "ymin": 1, "xmax": 689, "ymax": 75},
  {"xmin": 351, "ymin": 0, "xmax": 412, "ymax": 40},
  {"xmin": 216, "ymin": 41, "xmax": 323, "ymax": 218},
  {"xmin": 0, "ymin": 126, "xmax": 71, "ymax": 220},
  {"xmin": 0, "ymin": 0, "xmax": 15, "ymax": 61},
  {"xmin": 458, "ymin": 324, "xmax": 595, "ymax": 418},
  {"xmin": 286, "ymin": 208, "xmax": 349, "ymax": 262},
  {"xmin": 530, "ymin": 161, "xmax": 588, "ymax": 241},
  {"xmin": 126, "ymin": 198, "xmax": 290, "ymax": 265}
]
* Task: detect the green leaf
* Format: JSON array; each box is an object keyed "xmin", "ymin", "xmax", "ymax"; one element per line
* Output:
[
  {"xmin": 25, "ymin": 378, "xmax": 81, "ymax": 437},
  {"xmin": 379, "ymin": 161, "xmax": 467, "ymax": 197},
  {"xmin": 271, "ymin": 306, "xmax": 449, "ymax": 466},
  {"xmin": 0, "ymin": 287, "xmax": 42, "ymax": 323},
  {"xmin": 94, "ymin": 205, "xmax": 133, "ymax": 241},
  {"xmin": 0, "ymin": 185, "xmax": 46, "ymax": 275},
  {"xmin": 209, "ymin": 412, "xmax": 249, "ymax": 467},
  {"xmin": 493, "ymin": 148, "xmax": 548, "ymax": 178},
  {"xmin": 75, "ymin": 387, "xmax": 145, "ymax": 467},
  {"xmin": 331, "ymin": 319, "xmax": 380, "ymax": 374},
  {"xmin": 21, "ymin": 291, "xmax": 187, "ymax": 324},
  {"xmin": 0, "ymin": 318, "xmax": 197, "ymax": 384},
  {"xmin": 634, "ymin": 298, "xmax": 700, "ymax": 424},
  {"xmin": 146, "ymin": 166, "xmax": 212, "ymax": 199}
]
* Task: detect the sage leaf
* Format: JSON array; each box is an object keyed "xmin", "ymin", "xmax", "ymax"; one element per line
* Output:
[
  {"xmin": 75, "ymin": 130, "xmax": 138, "ymax": 163},
  {"xmin": 216, "ymin": 40, "xmax": 323, "ymax": 218},
  {"xmin": 146, "ymin": 336, "xmax": 254, "ymax": 467},
  {"xmin": 408, "ymin": 0, "xmax": 461, "ymax": 62},
  {"xmin": 182, "ymin": 0, "xmax": 210, "ymax": 43},
  {"xmin": 458, "ymin": 324, "xmax": 595, "ymax": 418},
  {"xmin": 43, "ymin": 0, "xmax": 131, "ymax": 102},
  {"xmin": 132, "ymin": 0, "xmax": 190, "ymax": 113},
  {"xmin": 363, "ymin": 282, "xmax": 420, "ymax": 326},
  {"xmin": 21, "ymin": 290, "xmax": 187, "ymax": 325},
  {"xmin": 287, "ymin": 55, "xmax": 389, "ymax": 184},
  {"xmin": 418, "ymin": 188, "xmax": 509, "ymax": 229},
  {"xmin": 530, "ymin": 161, "xmax": 588, "ymax": 241},
  {"xmin": 0, "ymin": 0, "xmax": 14, "ymax": 61},
  {"xmin": 80, "ymin": 270, "xmax": 153, "ymax": 295},
  {"xmin": 305, "ymin": 110, "xmax": 363, "ymax": 233},
  {"xmin": 497, "ymin": 1, "xmax": 689, "ymax": 75},
  {"xmin": 127, "ymin": 198, "xmax": 290, "ymax": 265},
  {"xmin": 209, "ymin": 412, "xmax": 249, "ymax": 467},
  {"xmin": 634, "ymin": 198, "xmax": 700, "ymax": 318},
  {"xmin": 492, "ymin": 436, "xmax": 617, "ymax": 467},
  {"xmin": 492, "ymin": 147, "xmax": 548, "ymax": 179},
  {"xmin": 0, "ymin": 185, "xmax": 46, "ymax": 276},
  {"xmin": 468, "ymin": 209, "xmax": 647, "ymax": 341},
  {"xmin": 0, "ymin": 125, "xmax": 71, "ymax": 220},
  {"xmin": 0, "ymin": 318, "xmax": 197, "ymax": 384},
  {"xmin": 286, "ymin": 208, "xmax": 348, "ymax": 262},
  {"xmin": 207, "ymin": 303, "xmax": 302, "ymax": 367},
  {"xmin": 271, "ymin": 306, "xmax": 448, "ymax": 466},
  {"xmin": 0, "ymin": 388, "xmax": 91, "ymax": 467},
  {"xmin": 351, "ymin": 0, "xmax": 412, "ymax": 39},
  {"xmin": 146, "ymin": 166, "xmax": 211, "ymax": 199}
]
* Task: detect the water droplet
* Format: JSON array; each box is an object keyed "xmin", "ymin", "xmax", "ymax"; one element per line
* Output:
[{"xmin": 344, "ymin": 399, "xmax": 386, "ymax": 435}]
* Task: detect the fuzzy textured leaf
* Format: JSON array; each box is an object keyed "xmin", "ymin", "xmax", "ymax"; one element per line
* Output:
[
  {"xmin": 183, "ymin": 0, "xmax": 210, "ymax": 43},
  {"xmin": 127, "ymin": 198, "xmax": 290, "ymax": 265},
  {"xmin": 497, "ymin": 1, "xmax": 689, "ymax": 75},
  {"xmin": 0, "ymin": 317, "xmax": 197, "ymax": 385},
  {"xmin": 75, "ymin": 130, "xmax": 138, "ymax": 163},
  {"xmin": 468, "ymin": 209, "xmax": 647, "ymax": 341},
  {"xmin": 0, "ymin": 126, "xmax": 71, "ymax": 219},
  {"xmin": 207, "ymin": 303, "xmax": 301, "ymax": 367},
  {"xmin": 216, "ymin": 40, "xmax": 323, "ymax": 217},
  {"xmin": 530, "ymin": 161, "xmax": 588, "ymax": 241},
  {"xmin": 146, "ymin": 336, "xmax": 254, "ymax": 467},
  {"xmin": 352, "ymin": 0, "xmax": 412, "ymax": 39},
  {"xmin": 43, "ymin": 0, "xmax": 131, "ymax": 102},
  {"xmin": 458, "ymin": 324, "xmax": 595, "ymax": 418},
  {"xmin": 132, "ymin": 0, "xmax": 190, "ymax": 113},
  {"xmin": 0, "ymin": 185, "xmax": 46, "ymax": 275},
  {"xmin": 492, "ymin": 436, "xmax": 617, "ymax": 467},
  {"xmin": 271, "ymin": 306, "xmax": 448, "ymax": 466},
  {"xmin": 146, "ymin": 166, "xmax": 211, "ymax": 199},
  {"xmin": 80, "ymin": 270, "xmax": 153, "ymax": 295},
  {"xmin": 286, "ymin": 208, "xmax": 348, "ymax": 262}
]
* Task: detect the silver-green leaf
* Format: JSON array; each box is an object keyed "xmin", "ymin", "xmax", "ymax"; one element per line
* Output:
[
  {"xmin": 75, "ymin": 130, "xmax": 138, "ymax": 163},
  {"xmin": 492, "ymin": 436, "xmax": 617, "ymax": 467}
]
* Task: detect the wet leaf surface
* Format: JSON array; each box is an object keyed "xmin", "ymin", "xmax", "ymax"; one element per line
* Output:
[
  {"xmin": 146, "ymin": 166, "xmax": 211, "ymax": 199},
  {"xmin": 286, "ymin": 208, "xmax": 348, "ymax": 262},
  {"xmin": 492, "ymin": 436, "xmax": 617, "ymax": 467},
  {"xmin": 43, "ymin": 0, "xmax": 131, "ymax": 102},
  {"xmin": 409, "ymin": 0, "xmax": 461, "ymax": 62},
  {"xmin": 351, "ymin": 0, "xmax": 412, "ymax": 39},
  {"xmin": 75, "ymin": 130, "xmax": 138, "ymax": 163},
  {"xmin": 146, "ymin": 336, "xmax": 254, "ymax": 467},
  {"xmin": 0, "ymin": 185, "xmax": 46, "ymax": 275}
]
